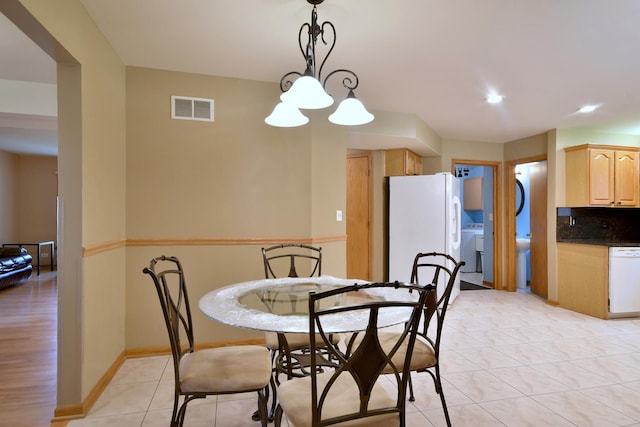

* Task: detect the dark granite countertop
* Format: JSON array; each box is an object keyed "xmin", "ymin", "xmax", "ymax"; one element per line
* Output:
[{"xmin": 556, "ymin": 239, "xmax": 640, "ymax": 247}]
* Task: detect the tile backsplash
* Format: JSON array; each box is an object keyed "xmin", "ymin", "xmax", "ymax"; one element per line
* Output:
[{"xmin": 557, "ymin": 207, "xmax": 640, "ymax": 242}]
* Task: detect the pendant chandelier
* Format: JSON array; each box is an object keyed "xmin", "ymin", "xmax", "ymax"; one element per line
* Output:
[{"xmin": 265, "ymin": 0, "xmax": 374, "ymax": 128}]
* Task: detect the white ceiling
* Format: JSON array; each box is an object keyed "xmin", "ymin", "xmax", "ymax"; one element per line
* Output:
[{"xmin": 3, "ymin": 0, "xmax": 640, "ymax": 156}]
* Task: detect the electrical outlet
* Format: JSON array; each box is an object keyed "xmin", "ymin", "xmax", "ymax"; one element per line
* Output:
[{"xmin": 336, "ymin": 210, "xmax": 343, "ymax": 222}]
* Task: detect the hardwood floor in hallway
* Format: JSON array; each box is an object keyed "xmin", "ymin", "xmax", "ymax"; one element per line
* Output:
[{"xmin": 0, "ymin": 269, "xmax": 57, "ymax": 427}]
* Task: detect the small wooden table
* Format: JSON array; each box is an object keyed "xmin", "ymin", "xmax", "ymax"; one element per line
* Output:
[{"xmin": 2, "ymin": 241, "xmax": 55, "ymax": 276}]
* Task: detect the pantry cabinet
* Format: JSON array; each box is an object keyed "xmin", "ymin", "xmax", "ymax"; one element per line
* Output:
[
  {"xmin": 564, "ymin": 144, "xmax": 639, "ymax": 207},
  {"xmin": 384, "ymin": 148, "xmax": 422, "ymax": 176}
]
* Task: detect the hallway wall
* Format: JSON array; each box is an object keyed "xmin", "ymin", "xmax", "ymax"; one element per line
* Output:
[{"xmin": 0, "ymin": 150, "xmax": 57, "ymax": 260}]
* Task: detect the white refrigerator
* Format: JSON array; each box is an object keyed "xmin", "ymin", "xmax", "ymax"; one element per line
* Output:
[{"xmin": 388, "ymin": 172, "xmax": 462, "ymax": 303}]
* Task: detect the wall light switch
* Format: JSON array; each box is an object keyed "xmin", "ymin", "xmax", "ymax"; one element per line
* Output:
[{"xmin": 336, "ymin": 210, "xmax": 343, "ymax": 222}]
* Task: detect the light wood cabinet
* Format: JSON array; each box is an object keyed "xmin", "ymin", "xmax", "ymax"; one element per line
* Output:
[
  {"xmin": 463, "ymin": 177, "xmax": 483, "ymax": 210},
  {"xmin": 557, "ymin": 243, "xmax": 609, "ymax": 319},
  {"xmin": 384, "ymin": 148, "xmax": 422, "ymax": 176},
  {"xmin": 565, "ymin": 144, "xmax": 639, "ymax": 207}
]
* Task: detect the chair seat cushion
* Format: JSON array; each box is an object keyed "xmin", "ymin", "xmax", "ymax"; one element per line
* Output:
[
  {"xmin": 265, "ymin": 332, "xmax": 340, "ymax": 351},
  {"xmin": 370, "ymin": 332, "xmax": 436, "ymax": 374},
  {"xmin": 278, "ymin": 371, "xmax": 399, "ymax": 427},
  {"xmin": 179, "ymin": 345, "xmax": 271, "ymax": 393}
]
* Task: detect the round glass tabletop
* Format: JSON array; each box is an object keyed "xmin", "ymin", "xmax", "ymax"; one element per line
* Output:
[{"xmin": 199, "ymin": 276, "xmax": 417, "ymax": 333}]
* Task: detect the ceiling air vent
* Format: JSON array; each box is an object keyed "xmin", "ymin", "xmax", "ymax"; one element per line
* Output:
[{"xmin": 171, "ymin": 96, "xmax": 214, "ymax": 122}]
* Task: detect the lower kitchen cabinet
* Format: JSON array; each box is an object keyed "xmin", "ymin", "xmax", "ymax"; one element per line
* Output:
[{"xmin": 557, "ymin": 242, "xmax": 609, "ymax": 319}]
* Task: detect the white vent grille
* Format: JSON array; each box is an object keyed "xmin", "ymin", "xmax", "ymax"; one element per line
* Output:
[{"xmin": 171, "ymin": 96, "xmax": 214, "ymax": 122}]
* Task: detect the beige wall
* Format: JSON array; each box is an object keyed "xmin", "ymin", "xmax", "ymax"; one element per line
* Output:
[
  {"xmin": 0, "ymin": 152, "xmax": 57, "ymax": 258},
  {"xmin": 504, "ymin": 133, "xmax": 548, "ymax": 162},
  {"xmin": 124, "ymin": 67, "xmax": 349, "ymax": 348},
  {"xmin": 16, "ymin": 155, "xmax": 57, "ymax": 252},
  {"xmin": 0, "ymin": 150, "xmax": 18, "ymax": 242},
  {"xmin": 424, "ymin": 139, "xmax": 504, "ymax": 174}
]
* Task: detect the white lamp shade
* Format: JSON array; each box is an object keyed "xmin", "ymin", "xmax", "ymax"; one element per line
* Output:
[
  {"xmin": 265, "ymin": 102, "xmax": 309, "ymax": 127},
  {"xmin": 280, "ymin": 76, "xmax": 334, "ymax": 110},
  {"xmin": 328, "ymin": 96, "xmax": 374, "ymax": 126}
]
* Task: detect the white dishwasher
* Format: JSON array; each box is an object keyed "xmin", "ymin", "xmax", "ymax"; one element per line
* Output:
[{"xmin": 609, "ymin": 247, "xmax": 640, "ymax": 314}]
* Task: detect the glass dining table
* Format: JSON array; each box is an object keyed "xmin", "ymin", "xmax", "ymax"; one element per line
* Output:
[
  {"xmin": 199, "ymin": 275, "xmax": 422, "ymax": 422},
  {"xmin": 198, "ymin": 275, "xmax": 419, "ymax": 334}
]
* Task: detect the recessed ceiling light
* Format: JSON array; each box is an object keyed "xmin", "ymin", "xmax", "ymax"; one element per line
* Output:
[
  {"xmin": 578, "ymin": 105, "xmax": 599, "ymax": 113},
  {"xmin": 486, "ymin": 93, "xmax": 504, "ymax": 104}
]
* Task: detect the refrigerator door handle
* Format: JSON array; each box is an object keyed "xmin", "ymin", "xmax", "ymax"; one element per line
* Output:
[{"xmin": 451, "ymin": 195, "xmax": 461, "ymax": 250}]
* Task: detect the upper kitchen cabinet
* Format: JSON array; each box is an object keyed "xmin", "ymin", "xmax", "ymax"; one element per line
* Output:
[
  {"xmin": 565, "ymin": 144, "xmax": 639, "ymax": 207},
  {"xmin": 384, "ymin": 148, "xmax": 423, "ymax": 176}
]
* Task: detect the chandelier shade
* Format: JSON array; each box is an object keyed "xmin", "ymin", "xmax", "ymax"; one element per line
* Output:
[
  {"xmin": 280, "ymin": 76, "xmax": 334, "ymax": 110},
  {"xmin": 264, "ymin": 102, "xmax": 309, "ymax": 127},
  {"xmin": 266, "ymin": 0, "xmax": 373, "ymax": 127},
  {"xmin": 328, "ymin": 90, "xmax": 374, "ymax": 126}
]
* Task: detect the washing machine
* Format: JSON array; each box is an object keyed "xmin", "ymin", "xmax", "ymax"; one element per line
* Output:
[{"xmin": 460, "ymin": 223, "xmax": 483, "ymax": 272}]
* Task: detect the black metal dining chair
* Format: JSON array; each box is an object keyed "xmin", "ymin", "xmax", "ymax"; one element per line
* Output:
[
  {"xmin": 143, "ymin": 255, "xmax": 272, "ymax": 427},
  {"xmin": 381, "ymin": 252, "xmax": 464, "ymax": 427},
  {"xmin": 260, "ymin": 243, "xmax": 339, "ymax": 418},
  {"xmin": 274, "ymin": 280, "xmax": 435, "ymax": 427}
]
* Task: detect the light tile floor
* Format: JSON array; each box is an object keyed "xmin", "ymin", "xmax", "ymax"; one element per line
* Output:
[{"xmin": 67, "ymin": 290, "xmax": 640, "ymax": 426}]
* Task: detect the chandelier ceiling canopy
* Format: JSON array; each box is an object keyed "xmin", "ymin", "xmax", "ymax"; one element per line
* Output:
[{"xmin": 265, "ymin": 0, "xmax": 374, "ymax": 128}]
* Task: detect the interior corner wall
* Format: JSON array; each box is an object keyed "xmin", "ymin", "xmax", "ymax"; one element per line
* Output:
[{"xmin": 0, "ymin": 150, "xmax": 18, "ymax": 242}]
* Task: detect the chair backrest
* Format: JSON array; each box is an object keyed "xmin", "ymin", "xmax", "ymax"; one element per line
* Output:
[
  {"xmin": 308, "ymin": 281, "xmax": 434, "ymax": 426},
  {"xmin": 262, "ymin": 243, "xmax": 322, "ymax": 278},
  {"xmin": 409, "ymin": 252, "xmax": 464, "ymax": 356},
  {"xmin": 143, "ymin": 256, "xmax": 195, "ymax": 385}
]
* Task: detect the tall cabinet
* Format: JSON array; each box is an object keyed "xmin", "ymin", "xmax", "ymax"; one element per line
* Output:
[{"xmin": 564, "ymin": 144, "xmax": 639, "ymax": 207}]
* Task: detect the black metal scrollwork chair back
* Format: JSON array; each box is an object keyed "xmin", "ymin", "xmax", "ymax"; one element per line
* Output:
[
  {"xmin": 262, "ymin": 243, "xmax": 322, "ymax": 280},
  {"xmin": 381, "ymin": 251, "xmax": 464, "ymax": 427},
  {"xmin": 143, "ymin": 255, "xmax": 272, "ymax": 427},
  {"xmin": 274, "ymin": 280, "xmax": 435, "ymax": 427}
]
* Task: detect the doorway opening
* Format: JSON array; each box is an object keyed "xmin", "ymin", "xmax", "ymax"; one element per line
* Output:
[
  {"xmin": 506, "ymin": 156, "xmax": 548, "ymax": 297},
  {"xmin": 452, "ymin": 159, "xmax": 502, "ymax": 290}
]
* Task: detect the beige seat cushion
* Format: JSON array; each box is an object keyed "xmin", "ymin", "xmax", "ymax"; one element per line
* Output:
[
  {"xmin": 265, "ymin": 332, "xmax": 340, "ymax": 351},
  {"xmin": 179, "ymin": 345, "xmax": 271, "ymax": 393},
  {"xmin": 357, "ymin": 332, "xmax": 435, "ymax": 374},
  {"xmin": 278, "ymin": 371, "xmax": 399, "ymax": 427}
]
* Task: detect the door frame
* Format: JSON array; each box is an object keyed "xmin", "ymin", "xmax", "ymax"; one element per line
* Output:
[
  {"xmin": 451, "ymin": 159, "xmax": 503, "ymax": 290},
  {"xmin": 506, "ymin": 154, "xmax": 547, "ymax": 292}
]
